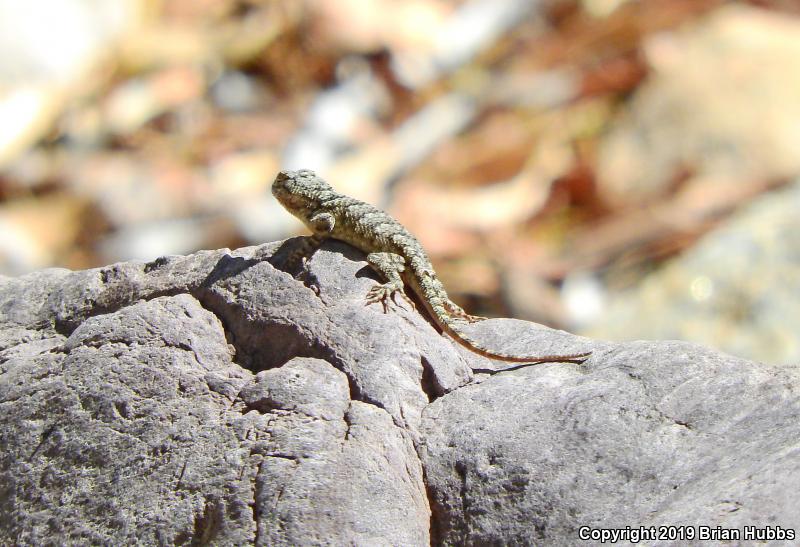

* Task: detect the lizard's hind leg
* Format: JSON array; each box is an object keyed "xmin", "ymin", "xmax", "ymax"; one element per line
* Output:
[
  {"xmin": 421, "ymin": 273, "xmax": 486, "ymax": 322},
  {"xmin": 365, "ymin": 252, "xmax": 414, "ymax": 312}
]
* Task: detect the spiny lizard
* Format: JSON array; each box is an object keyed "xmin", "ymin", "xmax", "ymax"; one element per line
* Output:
[{"xmin": 272, "ymin": 169, "xmax": 590, "ymax": 364}]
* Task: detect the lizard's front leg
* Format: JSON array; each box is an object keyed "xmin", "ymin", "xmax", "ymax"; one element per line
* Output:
[
  {"xmin": 365, "ymin": 252, "xmax": 414, "ymax": 313},
  {"xmin": 285, "ymin": 211, "xmax": 336, "ymax": 278},
  {"xmin": 284, "ymin": 233, "xmax": 326, "ymax": 273}
]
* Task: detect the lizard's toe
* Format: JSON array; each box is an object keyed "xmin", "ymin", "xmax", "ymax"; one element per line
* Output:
[
  {"xmin": 447, "ymin": 305, "xmax": 487, "ymax": 323},
  {"xmin": 366, "ymin": 284, "xmax": 412, "ymax": 314},
  {"xmin": 365, "ymin": 285, "xmax": 384, "ymax": 301},
  {"xmin": 401, "ymin": 292, "xmax": 416, "ymax": 310},
  {"xmin": 388, "ymin": 290, "xmax": 415, "ymax": 312},
  {"xmin": 365, "ymin": 285, "xmax": 391, "ymax": 313},
  {"xmin": 465, "ymin": 314, "xmax": 487, "ymax": 323}
]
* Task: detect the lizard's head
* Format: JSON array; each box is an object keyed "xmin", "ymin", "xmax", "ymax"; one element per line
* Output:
[{"xmin": 272, "ymin": 169, "xmax": 331, "ymax": 213}]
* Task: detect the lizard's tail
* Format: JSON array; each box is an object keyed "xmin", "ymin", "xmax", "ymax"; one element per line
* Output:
[
  {"xmin": 421, "ymin": 288, "xmax": 592, "ymax": 363},
  {"xmin": 440, "ymin": 315, "xmax": 591, "ymax": 363},
  {"xmin": 407, "ymin": 268, "xmax": 590, "ymax": 364}
]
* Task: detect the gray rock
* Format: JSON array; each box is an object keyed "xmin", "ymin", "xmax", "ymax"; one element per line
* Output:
[
  {"xmin": 421, "ymin": 341, "xmax": 800, "ymax": 545},
  {"xmin": 1, "ymin": 239, "xmax": 798, "ymax": 545}
]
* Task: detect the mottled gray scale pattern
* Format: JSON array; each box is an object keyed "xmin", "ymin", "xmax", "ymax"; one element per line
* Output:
[{"xmin": 272, "ymin": 169, "xmax": 590, "ymax": 364}]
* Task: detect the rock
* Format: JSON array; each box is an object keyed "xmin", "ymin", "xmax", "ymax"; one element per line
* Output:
[
  {"xmin": 2, "ymin": 239, "xmax": 798, "ymax": 545},
  {"xmin": 421, "ymin": 341, "xmax": 800, "ymax": 545}
]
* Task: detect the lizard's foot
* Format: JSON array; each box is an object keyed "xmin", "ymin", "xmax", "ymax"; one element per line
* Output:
[
  {"xmin": 284, "ymin": 252, "xmax": 304, "ymax": 275},
  {"xmin": 292, "ymin": 256, "xmax": 320, "ymax": 295},
  {"xmin": 447, "ymin": 302, "xmax": 487, "ymax": 323},
  {"xmin": 399, "ymin": 291, "xmax": 416, "ymax": 310},
  {"xmin": 292, "ymin": 256, "xmax": 309, "ymax": 279},
  {"xmin": 464, "ymin": 313, "xmax": 487, "ymax": 323},
  {"xmin": 365, "ymin": 283, "xmax": 413, "ymax": 313},
  {"xmin": 284, "ymin": 234, "xmax": 324, "ymax": 273},
  {"xmin": 365, "ymin": 285, "xmax": 394, "ymax": 313}
]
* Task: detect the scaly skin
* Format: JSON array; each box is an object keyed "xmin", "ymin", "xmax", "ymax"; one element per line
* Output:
[{"xmin": 272, "ymin": 169, "xmax": 590, "ymax": 364}]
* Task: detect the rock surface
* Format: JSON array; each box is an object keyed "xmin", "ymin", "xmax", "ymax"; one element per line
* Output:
[{"xmin": 1, "ymin": 239, "xmax": 798, "ymax": 545}]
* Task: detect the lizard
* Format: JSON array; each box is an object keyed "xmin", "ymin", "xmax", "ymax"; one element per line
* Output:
[{"xmin": 272, "ymin": 169, "xmax": 591, "ymax": 364}]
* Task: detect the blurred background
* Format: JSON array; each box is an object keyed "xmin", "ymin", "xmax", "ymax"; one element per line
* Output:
[{"xmin": 1, "ymin": 0, "xmax": 799, "ymax": 364}]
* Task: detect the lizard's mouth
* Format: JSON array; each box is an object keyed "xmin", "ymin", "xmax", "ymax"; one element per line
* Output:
[
  {"xmin": 272, "ymin": 169, "xmax": 328, "ymax": 213},
  {"xmin": 271, "ymin": 171, "xmax": 294, "ymax": 201},
  {"xmin": 272, "ymin": 187, "xmax": 302, "ymax": 210},
  {"xmin": 272, "ymin": 171, "xmax": 313, "ymax": 214},
  {"xmin": 271, "ymin": 170, "xmax": 291, "ymax": 193}
]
